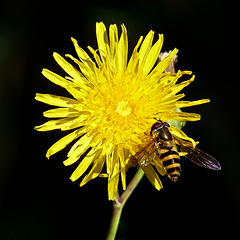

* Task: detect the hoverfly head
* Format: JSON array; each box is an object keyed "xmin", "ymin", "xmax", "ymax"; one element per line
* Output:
[{"xmin": 151, "ymin": 118, "xmax": 170, "ymax": 135}]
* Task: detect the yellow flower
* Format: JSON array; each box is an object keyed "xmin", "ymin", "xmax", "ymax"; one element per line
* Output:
[{"xmin": 35, "ymin": 22, "xmax": 209, "ymax": 200}]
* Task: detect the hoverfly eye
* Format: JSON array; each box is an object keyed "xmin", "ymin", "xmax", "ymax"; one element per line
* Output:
[
  {"xmin": 151, "ymin": 122, "xmax": 163, "ymax": 133},
  {"xmin": 163, "ymin": 122, "xmax": 170, "ymax": 128}
]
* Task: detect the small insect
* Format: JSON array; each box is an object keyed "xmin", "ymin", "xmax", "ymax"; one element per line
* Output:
[{"xmin": 126, "ymin": 119, "xmax": 221, "ymax": 186}]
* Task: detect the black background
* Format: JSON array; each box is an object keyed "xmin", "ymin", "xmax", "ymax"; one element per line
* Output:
[{"xmin": 0, "ymin": 0, "xmax": 238, "ymax": 239}]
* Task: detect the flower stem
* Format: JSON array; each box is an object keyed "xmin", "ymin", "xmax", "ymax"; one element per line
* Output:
[{"xmin": 106, "ymin": 168, "xmax": 144, "ymax": 240}]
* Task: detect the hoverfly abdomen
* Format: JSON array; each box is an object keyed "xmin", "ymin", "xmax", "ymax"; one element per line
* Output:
[{"xmin": 159, "ymin": 147, "xmax": 181, "ymax": 182}]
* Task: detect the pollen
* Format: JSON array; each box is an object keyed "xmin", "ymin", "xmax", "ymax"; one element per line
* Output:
[{"xmin": 115, "ymin": 101, "xmax": 132, "ymax": 117}]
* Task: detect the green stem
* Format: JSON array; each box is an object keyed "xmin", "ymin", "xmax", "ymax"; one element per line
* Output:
[{"xmin": 106, "ymin": 168, "xmax": 144, "ymax": 240}]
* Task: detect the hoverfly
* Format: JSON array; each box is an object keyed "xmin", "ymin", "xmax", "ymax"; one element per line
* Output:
[{"xmin": 125, "ymin": 119, "xmax": 221, "ymax": 188}]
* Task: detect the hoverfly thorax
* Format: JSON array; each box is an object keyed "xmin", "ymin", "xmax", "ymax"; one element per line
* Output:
[{"xmin": 151, "ymin": 120, "xmax": 172, "ymax": 142}]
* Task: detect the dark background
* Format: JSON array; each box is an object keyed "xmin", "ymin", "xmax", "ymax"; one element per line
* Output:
[{"xmin": 0, "ymin": 0, "xmax": 237, "ymax": 239}]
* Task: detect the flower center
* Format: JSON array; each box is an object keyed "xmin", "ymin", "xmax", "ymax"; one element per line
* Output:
[{"xmin": 115, "ymin": 100, "xmax": 132, "ymax": 117}]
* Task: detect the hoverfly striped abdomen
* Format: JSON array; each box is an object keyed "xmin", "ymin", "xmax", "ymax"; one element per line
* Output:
[{"xmin": 158, "ymin": 146, "xmax": 181, "ymax": 182}]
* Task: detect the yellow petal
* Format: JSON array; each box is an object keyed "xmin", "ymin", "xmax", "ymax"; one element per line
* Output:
[
  {"xmin": 138, "ymin": 30, "xmax": 154, "ymax": 69},
  {"xmin": 64, "ymin": 135, "xmax": 93, "ymax": 166},
  {"xmin": 68, "ymin": 133, "xmax": 92, "ymax": 157},
  {"xmin": 42, "ymin": 68, "xmax": 72, "ymax": 88},
  {"xmin": 87, "ymin": 46, "xmax": 103, "ymax": 69},
  {"xmin": 107, "ymin": 146, "xmax": 120, "ymax": 200},
  {"xmin": 96, "ymin": 22, "xmax": 109, "ymax": 64},
  {"xmin": 34, "ymin": 118, "xmax": 77, "ymax": 131},
  {"xmin": 162, "ymin": 111, "xmax": 201, "ymax": 122},
  {"xmin": 158, "ymin": 70, "xmax": 192, "ymax": 88},
  {"xmin": 60, "ymin": 116, "xmax": 88, "ymax": 131},
  {"xmin": 102, "ymin": 141, "xmax": 114, "ymax": 158},
  {"xmin": 71, "ymin": 37, "xmax": 96, "ymax": 74},
  {"xmin": 118, "ymin": 145, "xmax": 126, "ymax": 190},
  {"xmin": 99, "ymin": 173, "xmax": 108, "ymax": 178},
  {"xmin": 43, "ymin": 108, "xmax": 80, "ymax": 118},
  {"xmin": 159, "ymin": 94, "xmax": 185, "ymax": 106},
  {"xmin": 149, "ymin": 48, "xmax": 179, "ymax": 80},
  {"xmin": 80, "ymin": 153, "xmax": 105, "ymax": 186},
  {"xmin": 53, "ymin": 53, "xmax": 88, "ymax": 85},
  {"xmin": 127, "ymin": 36, "xmax": 143, "ymax": 73},
  {"xmin": 142, "ymin": 34, "xmax": 163, "ymax": 75},
  {"xmin": 158, "ymin": 73, "xmax": 178, "ymax": 87},
  {"xmin": 46, "ymin": 128, "xmax": 85, "ymax": 158},
  {"xmin": 35, "ymin": 93, "xmax": 78, "ymax": 107},
  {"xmin": 140, "ymin": 161, "xmax": 163, "ymax": 190},
  {"xmin": 152, "ymin": 158, "xmax": 167, "ymax": 176},
  {"xmin": 70, "ymin": 149, "xmax": 100, "ymax": 181},
  {"xmin": 167, "ymin": 75, "xmax": 195, "ymax": 96},
  {"xmin": 115, "ymin": 24, "xmax": 128, "ymax": 75},
  {"xmin": 108, "ymin": 175, "xmax": 119, "ymax": 200},
  {"xmin": 65, "ymin": 54, "xmax": 96, "ymax": 86},
  {"xmin": 170, "ymin": 125, "xmax": 196, "ymax": 148},
  {"xmin": 176, "ymin": 99, "xmax": 210, "ymax": 108},
  {"xmin": 109, "ymin": 24, "xmax": 118, "ymax": 60},
  {"xmin": 35, "ymin": 113, "xmax": 88, "ymax": 132}
]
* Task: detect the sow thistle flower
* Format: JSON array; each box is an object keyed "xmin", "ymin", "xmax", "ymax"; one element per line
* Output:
[{"xmin": 35, "ymin": 22, "xmax": 209, "ymax": 200}]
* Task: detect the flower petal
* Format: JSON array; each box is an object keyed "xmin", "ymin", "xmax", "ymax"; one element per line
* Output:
[
  {"xmin": 71, "ymin": 37, "xmax": 96, "ymax": 74},
  {"xmin": 53, "ymin": 53, "xmax": 88, "ymax": 85},
  {"xmin": 34, "ymin": 118, "xmax": 78, "ymax": 131},
  {"xmin": 42, "ymin": 68, "xmax": 72, "ymax": 88},
  {"xmin": 153, "ymin": 160, "xmax": 167, "ymax": 176},
  {"xmin": 138, "ymin": 30, "xmax": 154, "ymax": 69},
  {"xmin": 118, "ymin": 145, "xmax": 127, "ymax": 190},
  {"xmin": 96, "ymin": 22, "xmax": 109, "ymax": 64},
  {"xmin": 35, "ymin": 93, "xmax": 79, "ymax": 107},
  {"xmin": 70, "ymin": 149, "xmax": 100, "ymax": 181},
  {"xmin": 149, "ymin": 48, "xmax": 179, "ymax": 80},
  {"xmin": 166, "ymin": 75, "xmax": 195, "ymax": 96},
  {"xmin": 158, "ymin": 70, "xmax": 192, "ymax": 89},
  {"xmin": 46, "ymin": 128, "xmax": 86, "ymax": 158},
  {"xmin": 109, "ymin": 24, "xmax": 118, "ymax": 60},
  {"xmin": 115, "ymin": 24, "xmax": 128, "ymax": 75},
  {"xmin": 43, "ymin": 108, "xmax": 80, "ymax": 118},
  {"xmin": 64, "ymin": 134, "xmax": 93, "ymax": 166},
  {"xmin": 142, "ymin": 34, "xmax": 163, "ymax": 75},
  {"xmin": 176, "ymin": 99, "xmax": 210, "ymax": 108},
  {"xmin": 162, "ymin": 111, "xmax": 201, "ymax": 122},
  {"xmin": 140, "ymin": 164, "xmax": 163, "ymax": 190},
  {"xmin": 80, "ymin": 153, "xmax": 105, "ymax": 186},
  {"xmin": 87, "ymin": 46, "xmax": 104, "ymax": 69},
  {"xmin": 65, "ymin": 54, "xmax": 97, "ymax": 86},
  {"xmin": 170, "ymin": 125, "xmax": 196, "ymax": 147},
  {"xmin": 127, "ymin": 36, "xmax": 143, "ymax": 73},
  {"xmin": 107, "ymin": 147, "xmax": 120, "ymax": 200}
]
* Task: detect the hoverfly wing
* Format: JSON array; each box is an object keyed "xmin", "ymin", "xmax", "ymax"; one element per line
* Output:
[
  {"xmin": 173, "ymin": 136, "xmax": 221, "ymax": 170},
  {"xmin": 125, "ymin": 139, "xmax": 155, "ymax": 172},
  {"xmin": 181, "ymin": 145, "xmax": 221, "ymax": 170},
  {"xmin": 125, "ymin": 155, "xmax": 139, "ymax": 172}
]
